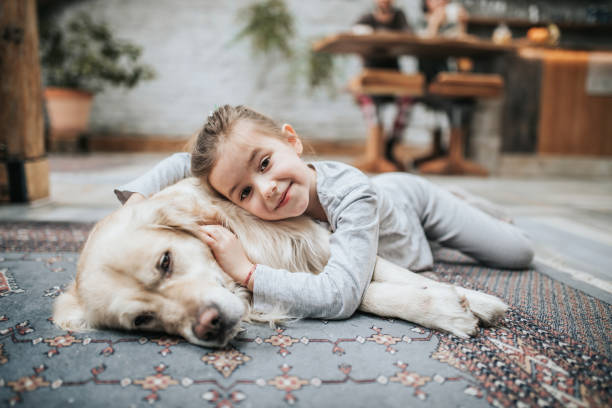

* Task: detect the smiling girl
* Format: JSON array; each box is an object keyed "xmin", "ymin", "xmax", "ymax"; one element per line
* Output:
[{"xmin": 115, "ymin": 105, "xmax": 533, "ymax": 319}]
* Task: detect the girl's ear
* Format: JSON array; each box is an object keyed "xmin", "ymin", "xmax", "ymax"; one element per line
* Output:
[{"xmin": 281, "ymin": 123, "xmax": 303, "ymax": 156}]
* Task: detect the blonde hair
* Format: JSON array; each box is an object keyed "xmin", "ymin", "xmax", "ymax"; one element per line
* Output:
[{"xmin": 190, "ymin": 105, "xmax": 283, "ymax": 179}]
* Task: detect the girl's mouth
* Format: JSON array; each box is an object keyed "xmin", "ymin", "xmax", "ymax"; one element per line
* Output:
[{"xmin": 276, "ymin": 183, "xmax": 291, "ymax": 209}]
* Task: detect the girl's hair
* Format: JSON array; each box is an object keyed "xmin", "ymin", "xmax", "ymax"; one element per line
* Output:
[{"xmin": 190, "ymin": 105, "xmax": 282, "ymax": 179}]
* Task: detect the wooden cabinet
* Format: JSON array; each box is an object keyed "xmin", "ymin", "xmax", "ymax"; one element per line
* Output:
[
  {"xmin": 536, "ymin": 49, "xmax": 612, "ymax": 156},
  {"xmin": 502, "ymin": 48, "xmax": 612, "ymax": 156}
]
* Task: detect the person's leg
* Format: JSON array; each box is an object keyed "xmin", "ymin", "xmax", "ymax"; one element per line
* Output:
[
  {"xmin": 357, "ymin": 94, "xmax": 381, "ymax": 128},
  {"xmin": 385, "ymin": 96, "xmax": 412, "ymax": 167},
  {"xmin": 412, "ymin": 127, "xmax": 445, "ymax": 167},
  {"xmin": 390, "ymin": 96, "xmax": 412, "ymax": 141},
  {"xmin": 406, "ymin": 175, "xmax": 534, "ymax": 269}
]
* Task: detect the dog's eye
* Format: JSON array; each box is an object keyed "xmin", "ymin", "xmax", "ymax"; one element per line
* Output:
[
  {"xmin": 134, "ymin": 314, "xmax": 154, "ymax": 327},
  {"xmin": 158, "ymin": 251, "xmax": 172, "ymax": 276}
]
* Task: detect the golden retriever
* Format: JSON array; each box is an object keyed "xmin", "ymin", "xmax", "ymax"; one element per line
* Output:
[{"xmin": 53, "ymin": 178, "xmax": 508, "ymax": 348}]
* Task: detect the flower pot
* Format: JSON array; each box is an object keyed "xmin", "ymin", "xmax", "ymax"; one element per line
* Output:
[{"xmin": 44, "ymin": 87, "xmax": 93, "ymax": 152}]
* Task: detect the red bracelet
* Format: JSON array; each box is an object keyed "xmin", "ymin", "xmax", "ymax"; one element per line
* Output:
[{"xmin": 243, "ymin": 264, "xmax": 256, "ymax": 287}]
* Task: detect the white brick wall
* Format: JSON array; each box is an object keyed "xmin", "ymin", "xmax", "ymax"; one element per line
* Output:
[{"xmin": 52, "ymin": 0, "xmax": 425, "ymax": 143}]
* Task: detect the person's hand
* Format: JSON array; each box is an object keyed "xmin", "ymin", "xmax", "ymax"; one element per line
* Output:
[
  {"xmin": 425, "ymin": 7, "xmax": 445, "ymax": 37},
  {"xmin": 198, "ymin": 225, "xmax": 255, "ymax": 290},
  {"xmin": 125, "ymin": 192, "xmax": 146, "ymax": 206}
]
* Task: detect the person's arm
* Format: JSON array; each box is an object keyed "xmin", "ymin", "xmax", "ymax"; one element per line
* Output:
[
  {"xmin": 201, "ymin": 164, "xmax": 380, "ymax": 320},
  {"xmin": 252, "ymin": 186, "xmax": 379, "ymax": 320},
  {"xmin": 395, "ymin": 9, "xmax": 411, "ymax": 32},
  {"xmin": 352, "ymin": 13, "xmax": 375, "ymax": 34},
  {"xmin": 431, "ymin": 3, "xmax": 470, "ymax": 38},
  {"xmin": 457, "ymin": 5, "xmax": 469, "ymax": 36},
  {"xmin": 114, "ymin": 152, "xmax": 192, "ymax": 204},
  {"xmin": 425, "ymin": 8, "xmax": 445, "ymax": 37},
  {"xmin": 354, "ymin": 12, "xmax": 373, "ymax": 27}
]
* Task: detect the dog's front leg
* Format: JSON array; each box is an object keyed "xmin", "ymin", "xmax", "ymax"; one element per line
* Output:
[
  {"xmin": 371, "ymin": 257, "xmax": 432, "ymax": 285},
  {"xmin": 359, "ymin": 281, "xmax": 478, "ymax": 338},
  {"xmin": 453, "ymin": 286, "xmax": 508, "ymax": 326},
  {"xmin": 371, "ymin": 257, "xmax": 508, "ymax": 328}
]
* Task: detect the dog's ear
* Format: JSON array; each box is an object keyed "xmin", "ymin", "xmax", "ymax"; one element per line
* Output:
[
  {"xmin": 52, "ymin": 283, "xmax": 92, "ymax": 331},
  {"xmin": 152, "ymin": 197, "xmax": 225, "ymax": 234}
]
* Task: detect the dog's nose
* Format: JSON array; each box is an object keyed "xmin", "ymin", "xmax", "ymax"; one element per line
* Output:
[{"xmin": 193, "ymin": 307, "xmax": 223, "ymax": 341}]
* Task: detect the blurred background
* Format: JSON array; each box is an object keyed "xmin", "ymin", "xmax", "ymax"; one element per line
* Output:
[
  {"xmin": 2, "ymin": 4, "xmax": 612, "ymax": 406},
  {"xmin": 1, "ymin": 0, "xmax": 612, "ymax": 205}
]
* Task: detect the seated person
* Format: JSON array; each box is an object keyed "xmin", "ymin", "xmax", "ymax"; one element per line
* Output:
[
  {"xmin": 422, "ymin": 0, "xmax": 469, "ymax": 39},
  {"xmin": 415, "ymin": 0, "xmax": 471, "ymax": 167},
  {"xmin": 419, "ymin": 0, "xmax": 471, "ymax": 82},
  {"xmin": 353, "ymin": 0, "xmax": 414, "ymax": 169}
]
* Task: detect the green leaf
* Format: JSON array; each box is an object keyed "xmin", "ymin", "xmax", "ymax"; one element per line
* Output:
[{"xmin": 39, "ymin": 12, "xmax": 156, "ymax": 94}]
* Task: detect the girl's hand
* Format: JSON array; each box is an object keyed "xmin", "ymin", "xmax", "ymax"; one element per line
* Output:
[{"xmin": 198, "ymin": 225, "xmax": 255, "ymax": 290}]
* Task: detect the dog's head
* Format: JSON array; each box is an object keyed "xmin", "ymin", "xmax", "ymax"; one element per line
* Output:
[{"xmin": 53, "ymin": 184, "xmax": 248, "ymax": 348}]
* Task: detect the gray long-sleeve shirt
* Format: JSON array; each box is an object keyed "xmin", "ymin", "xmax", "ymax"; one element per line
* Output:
[
  {"xmin": 114, "ymin": 154, "xmax": 434, "ymax": 319},
  {"xmin": 253, "ymin": 161, "xmax": 380, "ymax": 319}
]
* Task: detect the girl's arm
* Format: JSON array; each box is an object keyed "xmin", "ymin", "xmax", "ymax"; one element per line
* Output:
[
  {"xmin": 114, "ymin": 153, "xmax": 192, "ymax": 204},
  {"xmin": 201, "ymin": 162, "xmax": 380, "ymax": 320},
  {"xmin": 253, "ymin": 188, "xmax": 379, "ymax": 320}
]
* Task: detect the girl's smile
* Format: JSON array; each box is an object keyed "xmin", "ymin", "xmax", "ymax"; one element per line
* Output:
[{"xmin": 275, "ymin": 183, "xmax": 292, "ymax": 209}]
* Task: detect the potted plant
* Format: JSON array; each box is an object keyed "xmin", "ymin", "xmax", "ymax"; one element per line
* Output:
[
  {"xmin": 39, "ymin": 12, "xmax": 155, "ymax": 151},
  {"xmin": 233, "ymin": 0, "xmax": 339, "ymax": 93}
]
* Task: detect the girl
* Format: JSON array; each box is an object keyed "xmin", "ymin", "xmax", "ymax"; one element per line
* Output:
[{"xmin": 115, "ymin": 105, "xmax": 533, "ymax": 320}]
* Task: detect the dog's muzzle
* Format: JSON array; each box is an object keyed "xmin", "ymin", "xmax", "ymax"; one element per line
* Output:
[{"xmin": 192, "ymin": 305, "xmax": 239, "ymax": 346}]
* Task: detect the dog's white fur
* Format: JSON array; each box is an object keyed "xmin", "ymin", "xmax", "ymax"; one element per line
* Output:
[{"xmin": 53, "ymin": 178, "xmax": 508, "ymax": 348}]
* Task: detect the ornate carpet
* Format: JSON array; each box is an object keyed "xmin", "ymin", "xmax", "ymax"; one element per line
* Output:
[{"xmin": 0, "ymin": 222, "xmax": 610, "ymax": 407}]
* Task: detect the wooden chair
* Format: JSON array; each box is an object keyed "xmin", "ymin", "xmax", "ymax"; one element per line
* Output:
[
  {"xmin": 348, "ymin": 69, "xmax": 424, "ymax": 173},
  {"xmin": 418, "ymin": 72, "xmax": 504, "ymax": 176}
]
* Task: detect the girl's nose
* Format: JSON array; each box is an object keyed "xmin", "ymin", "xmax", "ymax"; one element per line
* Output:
[
  {"xmin": 264, "ymin": 181, "xmax": 278, "ymax": 199},
  {"xmin": 255, "ymin": 177, "xmax": 278, "ymax": 200}
]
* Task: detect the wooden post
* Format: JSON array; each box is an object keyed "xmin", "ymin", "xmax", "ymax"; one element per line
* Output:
[{"xmin": 0, "ymin": 0, "xmax": 49, "ymax": 202}]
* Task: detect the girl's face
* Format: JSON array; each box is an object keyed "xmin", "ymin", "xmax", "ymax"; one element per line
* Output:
[{"xmin": 208, "ymin": 121, "xmax": 316, "ymax": 221}]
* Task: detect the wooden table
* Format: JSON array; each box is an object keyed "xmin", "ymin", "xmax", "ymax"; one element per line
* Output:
[
  {"xmin": 313, "ymin": 33, "xmax": 516, "ymax": 174},
  {"xmin": 313, "ymin": 32, "xmax": 516, "ymax": 58}
]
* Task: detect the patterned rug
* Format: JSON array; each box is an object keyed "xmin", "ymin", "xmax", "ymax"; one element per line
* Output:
[{"xmin": 0, "ymin": 222, "xmax": 610, "ymax": 407}]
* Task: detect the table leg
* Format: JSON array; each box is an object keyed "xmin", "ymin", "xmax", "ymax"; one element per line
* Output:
[
  {"xmin": 418, "ymin": 104, "xmax": 488, "ymax": 176},
  {"xmin": 352, "ymin": 124, "xmax": 399, "ymax": 173},
  {"xmin": 418, "ymin": 127, "xmax": 488, "ymax": 176},
  {"xmin": 413, "ymin": 128, "xmax": 445, "ymax": 167}
]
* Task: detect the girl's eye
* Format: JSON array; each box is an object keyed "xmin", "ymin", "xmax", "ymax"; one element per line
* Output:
[
  {"xmin": 260, "ymin": 157, "xmax": 270, "ymax": 172},
  {"xmin": 158, "ymin": 251, "xmax": 172, "ymax": 277},
  {"xmin": 240, "ymin": 186, "xmax": 252, "ymax": 201}
]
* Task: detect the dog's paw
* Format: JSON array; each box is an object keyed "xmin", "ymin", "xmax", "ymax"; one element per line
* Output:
[
  {"xmin": 426, "ymin": 286, "xmax": 479, "ymax": 338},
  {"xmin": 455, "ymin": 287, "xmax": 508, "ymax": 327}
]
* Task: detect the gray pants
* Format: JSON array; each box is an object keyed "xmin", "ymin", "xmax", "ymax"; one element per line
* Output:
[{"xmin": 374, "ymin": 173, "xmax": 534, "ymax": 270}]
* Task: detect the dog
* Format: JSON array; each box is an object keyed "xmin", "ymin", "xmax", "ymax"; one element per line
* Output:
[{"xmin": 53, "ymin": 178, "xmax": 508, "ymax": 348}]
